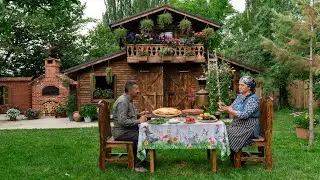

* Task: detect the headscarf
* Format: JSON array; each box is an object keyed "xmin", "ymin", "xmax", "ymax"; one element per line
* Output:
[{"xmin": 240, "ymin": 76, "xmax": 256, "ymax": 93}]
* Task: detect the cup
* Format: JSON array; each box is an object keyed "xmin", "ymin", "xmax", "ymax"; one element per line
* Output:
[{"xmin": 146, "ymin": 113, "xmax": 152, "ymax": 120}]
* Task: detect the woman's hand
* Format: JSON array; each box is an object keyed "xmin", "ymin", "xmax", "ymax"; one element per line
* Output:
[
  {"xmin": 139, "ymin": 109, "xmax": 150, "ymax": 115},
  {"xmin": 218, "ymin": 104, "xmax": 230, "ymax": 113}
]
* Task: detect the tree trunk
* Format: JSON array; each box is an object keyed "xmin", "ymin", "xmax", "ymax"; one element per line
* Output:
[{"xmin": 308, "ymin": 0, "xmax": 315, "ymax": 146}]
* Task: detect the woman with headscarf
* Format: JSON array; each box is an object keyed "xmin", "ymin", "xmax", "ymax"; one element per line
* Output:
[{"xmin": 218, "ymin": 76, "xmax": 260, "ymax": 163}]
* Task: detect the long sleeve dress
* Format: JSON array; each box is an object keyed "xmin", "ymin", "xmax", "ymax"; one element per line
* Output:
[{"xmin": 227, "ymin": 93, "xmax": 260, "ymax": 153}]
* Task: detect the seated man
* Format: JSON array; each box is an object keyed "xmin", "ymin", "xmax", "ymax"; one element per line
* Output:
[{"xmin": 112, "ymin": 80, "xmax": 149, "ymax": 172}]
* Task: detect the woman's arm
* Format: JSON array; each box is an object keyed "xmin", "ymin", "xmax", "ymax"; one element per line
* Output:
[{"xmin": 233, "ymin": 97, "xmax": 259, "ymax": 119}]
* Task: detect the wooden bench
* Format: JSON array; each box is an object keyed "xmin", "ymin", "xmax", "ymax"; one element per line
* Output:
[
  {"xmin": 234, "ymin": 96, "xmax": 274, "ymax": 170},
  {"xmin": 98, "ymin": 100, "xmax": 134, "ymax": 170}
]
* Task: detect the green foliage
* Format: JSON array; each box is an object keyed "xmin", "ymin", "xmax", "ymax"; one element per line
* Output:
[
  {"xmin": 86, "ymin": 22, "xmax": 120, "ymax": 60},
  {"xmin": 140, "ymin": 19, "xmax": 154, "ymax": 33},
  {"xmin": 93, "ymin": 88, "xmax": 114, "ymax": 99},
  {"xmin": 137, "ymin": 51, "xmax": 148, "ymax": 56},
  {"xmin": 160, "ymin": 48, "xmax": 174, "ymax": 56},
  {"xmin": 205, "ymin": 62, "xmax": 233, "ymax": 114},
  {"xmin": 178, "ymin": 19, "xmax": 192, "ymax": 34},
  {"xmin": 105, "ymin": 67, "xmax": 113, "ymax": 85},
  {"xmin": 0, "ymin": 0, "xmax": 90, "ymax": 77},
  {"xmin": 79, "ymin": 104, "xmax": 97, "ymax": 118},
  {"xmin": 184, "ymin": 51, "xmax": 196, "ymax": 56},
  {"xmin": 6, "ymin": 108, "xmax": 20, "ymax": 120},
  {"xmin": 202, "ymin": 28, "xmax": 214, "ymax": 38},
  {"xmin": 90, "ymin": 73, "xmax": 96, "ymax": 93},
  {"xmin": 291, "ymin": 111, "xmax": 319, "ymax": 129},
  {"xmin": 157, "ymin": 12, "xmax": 173, "ymax": 29},
  {"xmin": 66, "ymin": 93, "xmax": 77, "ymax": 116},
  {"xmin": 55, "ymin": 107, "xmax": 66, "ymax": 114},
  {"xmin": 114, "ymin": 27, "xmax": 127, "ymax": 39},
  {"xmin": 25, "ymin": 109, "xmax": 40, "ymax": 120}
]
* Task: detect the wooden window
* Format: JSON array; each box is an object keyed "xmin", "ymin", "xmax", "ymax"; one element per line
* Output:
[
  {"xmin": 0, "ymin": 86, "xmax": 9, "ymax": 105},
  {"xmin": 93, "ymin": 76, "xmax": 115, "ymax": 99},
  {"xmin": 42, "ymin": 86, "xmax": 59, "ymax": 96}
]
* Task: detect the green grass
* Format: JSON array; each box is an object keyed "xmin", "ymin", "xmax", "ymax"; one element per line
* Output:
[{"xmin": 1, "ymin": 110, "xmax": 320, "ymax": 180}]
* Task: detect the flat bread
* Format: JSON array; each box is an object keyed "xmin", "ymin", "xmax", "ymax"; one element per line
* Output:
[
  {"xmin": 153, "ymin": 108, "xmax": 181, "ymax": 115},
  {"xmin": 182, "ymin": 109, "xmax": 204, "ymax": 115}
]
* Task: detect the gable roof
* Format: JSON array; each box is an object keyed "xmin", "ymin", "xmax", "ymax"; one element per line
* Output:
[
  {"xmin": 110, "ymin": 5, "xmax": 222, "ymax": 29},
  {"xmin": 215, "ymin": 53, "xmax": 262, "ymax": 73},
  {"xmin": 63, "ymin": 50, "xmax": 127, "ymax": 75},
  {"xmin": 63, "ymin": 50, "xmax": 261, "ymax": 75}
]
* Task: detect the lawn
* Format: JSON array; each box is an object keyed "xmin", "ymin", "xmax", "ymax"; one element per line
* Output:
[{"xmin": 1, "ymin": 110, "xmax": 320, "ymax": 180}]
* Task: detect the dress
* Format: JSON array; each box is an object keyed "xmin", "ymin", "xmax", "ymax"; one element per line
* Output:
[{"xmin": 227, "ymin": 93, "xmax": 260, "ymax": 152}]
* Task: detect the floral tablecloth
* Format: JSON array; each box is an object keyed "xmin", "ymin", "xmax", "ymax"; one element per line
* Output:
[{"xmin": 137, "ymin": 120, "xmax": 230, "ymax": 161}]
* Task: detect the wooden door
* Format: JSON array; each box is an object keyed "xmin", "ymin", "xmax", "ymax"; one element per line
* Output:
[
  {"xmin": 137, "ymin": 66, "xmax": 163, "ymax": 111},
  {"xmin": 164, "ymin": 65, "xmax": 192, "ymax": 110}
]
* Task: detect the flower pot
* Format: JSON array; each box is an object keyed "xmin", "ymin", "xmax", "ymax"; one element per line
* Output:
[
  {"xmin": 68, "ymin": 113, "xmax": 74, "ymax": 121},
  {"xmin": 84, "ymin": 116, "xmax": 92, "ymax": 123},
  {"xmin": 73, "ymin": 111, "xmax": 82, "ymax": 122},
  {"xmin": 9, "ymin": 117, "xmax": 17, "ymax": 121},
  {"xmin": 296, "ymin": 126, "xmax": 309, "ymax": 140}
]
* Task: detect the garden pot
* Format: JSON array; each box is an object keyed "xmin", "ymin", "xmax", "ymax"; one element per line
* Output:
[
  {"xmin": 84, "ymin": 116, "xmax": 92, "ymax": 123},
  {"xmin": 73, "ymin": 111, "xmax": 82, "ymax": 122},
  {"xmin": 9, "ymin": 117, "xmax": 17, "ymax": 121},
  {"xmin": 296, "ymin": 126, "xmax": 309, "ymax": 140},
  {"xmin": 68, "ymin": 113, "xmax": 74, "ymax": 121}
]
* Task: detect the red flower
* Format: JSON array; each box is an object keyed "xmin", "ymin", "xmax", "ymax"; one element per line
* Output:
[{"xmin": 167, "ymin": 140, "xmax": 172, "ymax": 144}]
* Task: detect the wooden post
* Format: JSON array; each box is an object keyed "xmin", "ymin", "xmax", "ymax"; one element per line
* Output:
[
  {"xmin": 211, "ymin": 149, "xmax": 217, "ymax": 172},
  {"xmin": 150, "ymin": 149, "xmax": 155, "ymax": 173},
  {"xmin": 127, "ymin": 144, "xmax": 134, "ymax": 169},
  {"xmin": 234, "ymin": 150, "xmax": 242, "ymax": 168}
]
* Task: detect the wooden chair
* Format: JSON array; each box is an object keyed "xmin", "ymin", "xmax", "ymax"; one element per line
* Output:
[
  {"xmin": 234, "ymin": 96, "xmax": 274, "ymax": 170},
  {"xmin": 98, "ymin": 100, "xmax": 134, "ymax": 170}
]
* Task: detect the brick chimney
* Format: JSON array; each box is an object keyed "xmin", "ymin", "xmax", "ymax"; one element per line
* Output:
[{"xmin": 44, "ymin": 58, "xmax": 60, "ymax": 77}]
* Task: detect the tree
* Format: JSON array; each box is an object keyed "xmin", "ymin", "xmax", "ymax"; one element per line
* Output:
[
  {"xmin": 85, "ymin": 22, "xmax": 120, "ymax": 60},
  {"xmin": 262, "ymin": 0, "xmax": 320, "ymax": 145},
  {"xmin": 220, "ymin": 0, "xmax": 300, "ymax": 108},
  {"xmin": 0, "ymin": 0, "xmax": 90, "ymax": 77},
  {"xmin": 103, "ymin": 0, "xmax": 167, "ymax": 24}
]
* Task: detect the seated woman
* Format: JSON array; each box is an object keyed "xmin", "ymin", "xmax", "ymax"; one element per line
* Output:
[{"xmin": 218, "ymin": 76, "xmax": 260, "ymax": 163}]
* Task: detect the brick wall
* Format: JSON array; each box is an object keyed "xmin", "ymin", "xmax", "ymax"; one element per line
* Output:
[
  {"xmin": 0, "ymin": 78, "xmax": 32, "ymax": 113},
  {"xmin": 31, "ymin": 58, "xmax": 69, "ymax": 114}
]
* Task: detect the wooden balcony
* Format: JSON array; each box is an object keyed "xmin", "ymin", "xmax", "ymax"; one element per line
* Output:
[{"xmin": 126, "ymin": 44, "xmax": 205, "ymax": 63}]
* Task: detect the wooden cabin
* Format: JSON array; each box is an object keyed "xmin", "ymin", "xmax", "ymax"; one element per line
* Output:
[{"xmin": 63, "ymin": 5, "xmax": 261, "ymax": 111}]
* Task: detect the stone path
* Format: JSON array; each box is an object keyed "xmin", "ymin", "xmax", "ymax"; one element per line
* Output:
[{"xmin": 0, "ymin": 114, "xmax": 98, "ymax": 130}]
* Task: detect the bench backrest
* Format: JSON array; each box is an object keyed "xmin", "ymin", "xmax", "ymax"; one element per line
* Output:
[
  {"xmin": 98, "ymin": 100, "xmax": 112, "ymax": 143},
  {"xmin": 259, "ymin": 96, "xmax": 274, "ymax": 143}
]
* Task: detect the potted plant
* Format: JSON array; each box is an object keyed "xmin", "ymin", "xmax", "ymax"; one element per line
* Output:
[
  {"xmin": 114, "ymin": 27, "xmax": 128, "ymax": 40},
  {"xmin": 105, "ymin": 67, "xmax": 113, "ymax": 85},
  {"xmin": 90, "ymin": 73, "xmax": 96, "ymax": 94},
  {"xmin": 160, "ymin": 47, "xmax": 174, "ymax": 61},
  {"xmin": 25, "ymin": 108, "xmax": 40, "ymax": 120},
  {"xmin": 202, "ymin": 27, "xmax": 214, "ymax": 38},
  {"xmin": 66, "ymin": 93, "xmax": 77, "ymax": 121},
  {"xmin": 80, "ymin": 104, "xmax": 97, "ymax": 123},
  {"xmin": 157, "ymin": 12, "xmax": 173, "ymax": 29},
  {"xmin": 140, "ymin": 19, "xmax": 154, "ymax": 33},
  {"xmin": 137, "ymin": 50, "xmax": 149, "ymax": 61},
  {"xmin": 6, "ymin": 108, "xmax": 20, "ymax": 121},
  {"xmin": 291, "ymin": 112, "xmax": 319, "ymax": 139},
  {"xmin": 55, "ymin": 107, "xmax": 67, "ymax": 118},
  {"xmin": 178, "ymin": 19, "xmax": 192, "ymax": 34},
  {"xmin": 94, "ymin": 88, "xmax": 114, "ymax": 99}
]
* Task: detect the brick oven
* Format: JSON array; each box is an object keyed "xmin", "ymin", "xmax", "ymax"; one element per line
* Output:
[{"xmin": 30, "ymin": 58, "xmax": 69, "ymax": 116}]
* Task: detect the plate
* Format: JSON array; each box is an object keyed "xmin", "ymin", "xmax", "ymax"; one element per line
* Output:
[
  {"xmin": 168, "ymin": 121, "xmax": 181, "ymax": 124},
  {"xmin": 199, "ymin": 119, "xmax": 219, "ymax": 123},
  {"xmin": 152, "ymin": 108, "xmax": 182, "ymax": 118},
  {"xmin": 184, "ymin": 121, "xmax": 196, "ymax": 124},
  {"xmin": 182, "ymin": 109, "xmax": 204, "ymax": 115},
  {"xmin": 147, "ymin": 118, "xmax": 169, "ymax": 124}
]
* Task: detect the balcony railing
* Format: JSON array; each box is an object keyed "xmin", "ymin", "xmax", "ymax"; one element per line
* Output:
[{"xmin": 126, "ymin": 44, "xmax": 205, "ymax": 63}]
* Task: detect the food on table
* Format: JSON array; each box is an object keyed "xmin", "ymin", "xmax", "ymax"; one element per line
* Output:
[
  {"xmin": 168, "ymin": 118, "xmax": 180, "ymax": 124},
  {"xmin": 148, "ymin": 118, "xmax": 169, "ymax": 124},
  {"xmin": 198, "ymin": 113, "xmax": 217, "ymax": 120},
  {"xmin": 153, "ymin": 107, "xmax": 181, "ymax": 117},
  {"xmin": 182, "ymin": 109, "xmax": 204, "ymax": 115},
  {"xmin": 185, "ymin": 117, "xmax": 196, "ymax": 124}
]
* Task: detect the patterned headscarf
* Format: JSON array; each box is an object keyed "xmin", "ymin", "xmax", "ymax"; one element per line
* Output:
[{"xmin": 240, "ymin": 76, "xmax": 256, "ymax": 93}]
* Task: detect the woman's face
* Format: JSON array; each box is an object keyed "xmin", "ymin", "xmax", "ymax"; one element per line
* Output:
[{"xmin": 238, "ymin": 81, "xmax": 251, "ymax": 94}]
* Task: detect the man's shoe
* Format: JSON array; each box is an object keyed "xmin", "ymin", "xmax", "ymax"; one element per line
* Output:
[{"xmin": 134, "ymin": 167, "xmax": 148, "ymax": 173}]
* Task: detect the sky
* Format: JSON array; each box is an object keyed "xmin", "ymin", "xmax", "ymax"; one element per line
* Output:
[{"xmin": 80, "ymin": 0, "xmax": 246, "ymax": 34}]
